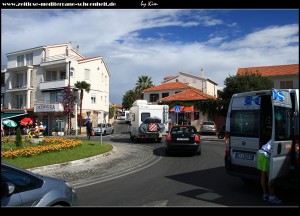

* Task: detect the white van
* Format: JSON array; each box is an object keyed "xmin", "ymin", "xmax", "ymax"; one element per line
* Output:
[
  {"xmin": 225, "ymin": 89, "xmax": 299, "ymax": 185},
  {"xmin": 129, "ymin": 100, "xmax": 169, "ymax": 142}
]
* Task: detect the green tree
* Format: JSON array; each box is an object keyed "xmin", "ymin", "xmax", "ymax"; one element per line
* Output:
[
  {"xmin": 122, "ymin": 89, "xmax": 136, "ymax": 110},
  {"xmin": 74, "ymin": 81, "xmax": 91, "ymax": 134},
  {"xmin": 218, "ymin": 70, "xmax": 273, "ymax": 116},
  {"xmin": 135, "ymin": 75, "xmax": 154, "ymax": 99},
  {"xmin": 109, "ymin": 105, "xmax": 116, "ymax": 119},
  {"xmin": 15, "ymin": 128, "xmax": 22, "ymax": 147}
]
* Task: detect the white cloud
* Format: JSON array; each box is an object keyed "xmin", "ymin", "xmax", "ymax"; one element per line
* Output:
[{"xmin": 1, "ymin": 10, "xmax": 299, "ymax": 104}]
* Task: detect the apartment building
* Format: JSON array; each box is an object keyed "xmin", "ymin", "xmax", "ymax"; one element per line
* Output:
[
  {"xmin": 3, "ymin": 43, "xmax": 110, "ymax": 134},
  {"xmin": 162, "ymin": 69, "xmax": 218, "ymax": 97}
]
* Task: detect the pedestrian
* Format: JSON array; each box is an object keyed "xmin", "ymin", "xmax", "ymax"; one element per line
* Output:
[
  {"xmin": 1, "ymin": 124, "xmax": 4, "ymax": 137},
  {"xmin": 257, "ymin": 140, "xmax": 282, "ymax": 204},
  {"xmin": 84, "ymin": 119, "xmax": 93, "ymax": 140}
]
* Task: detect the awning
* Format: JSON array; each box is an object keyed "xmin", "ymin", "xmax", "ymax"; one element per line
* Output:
[
  {"xmin": 170, "ymin": 106, "xmax": 194, "ymax": 112},
  {"xmin": 184, "ymin": 106, "xmax": 194, "ymax": 112},
  {"xmin": 170, "ymin": 106, "xmax": 184, "ymax": 112},
  {"xmin": 1, "ymin": 112, "xmax": 28, "ymax": 120}
]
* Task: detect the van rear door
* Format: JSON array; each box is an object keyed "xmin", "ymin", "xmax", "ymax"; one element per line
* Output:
[
  {"xmin": 229, "ymin": 95, "xmax": 261, "ymax": 170},
  {"xmin": 269, "ymin": 89, "xmax": 293, "ymax": 183}
]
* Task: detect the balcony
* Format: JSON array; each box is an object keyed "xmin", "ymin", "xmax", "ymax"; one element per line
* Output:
[
  {"xmin": 40, "ymin": 54, "xmax": 80, "ymax": 67},
  {"xmin": 6, "ymin": 85, "xmax": 33, "ymax": 93},
  {"xmin": 40, "ymin": 79, "xmax": 68, "ymax": 91}
]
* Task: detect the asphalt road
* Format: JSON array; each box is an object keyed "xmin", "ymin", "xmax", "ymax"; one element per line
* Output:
[{"xmin": 74, "ymin": 121, "xmax": 299, "ymax": 207}]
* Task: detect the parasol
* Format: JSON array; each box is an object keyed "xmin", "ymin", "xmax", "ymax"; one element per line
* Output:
[
  {"xmin": 2, "ymin": 119, "xmax": 17, "ymax": 127},
  {"xmin": 20, "ymin": 117, "xmax": 34, "ymax": 126}
]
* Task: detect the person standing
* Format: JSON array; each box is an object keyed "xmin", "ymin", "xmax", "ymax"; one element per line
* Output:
[
  {"xmin": 85, "ymin": 120, "xmax": 93, "ymax": 140},
  {"xmin": 1, "ymin": 124, "xmax": 4, "ymax": 137},
  {"xmin": 257, "ymin": 140, "xmax": 282, "ymax": 204}
]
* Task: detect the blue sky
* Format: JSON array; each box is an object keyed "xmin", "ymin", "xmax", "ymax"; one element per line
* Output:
[{"xmin": 1, "ymin": 9, "xmax": 299, "ymax": 104}]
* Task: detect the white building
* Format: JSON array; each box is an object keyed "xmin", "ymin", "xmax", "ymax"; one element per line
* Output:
[
  {"xmin": 162, "ymin": 69, "xmax": 218, "ymax": 97},
  {"xmin": 3, "ymin": 42, "xmax": 110, "ymax": 134}
]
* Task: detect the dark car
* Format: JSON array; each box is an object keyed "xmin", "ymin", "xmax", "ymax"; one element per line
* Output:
[
  {"xmin": 1, "ymin": 162, "xmax": 78, "ymax": 207},
  {"xmin": 165, "ymin": 125, "xmax": 201, "ymax": 155}
]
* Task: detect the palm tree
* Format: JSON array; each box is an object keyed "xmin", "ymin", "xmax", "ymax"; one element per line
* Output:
[
  {"xmin": 74, "ymin": 81, "xmax": 91, "ymax": 134},
  {"xmin": 135, "ymin": 75, "xmax": 154, "ymax": 99}
]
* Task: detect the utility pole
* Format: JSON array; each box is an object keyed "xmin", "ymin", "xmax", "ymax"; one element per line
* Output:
[{"xmin": 68, "ymin": 61, "xmax": 71, "ymax": 134}]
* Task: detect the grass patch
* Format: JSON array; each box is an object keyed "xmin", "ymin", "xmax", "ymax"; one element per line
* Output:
[{"xmin": 2, "ymin": 140, "xmax": 113, "ymax": 169}]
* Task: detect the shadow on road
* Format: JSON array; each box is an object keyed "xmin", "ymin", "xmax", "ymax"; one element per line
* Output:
[{"xmin": 165, "ymin": 167, "xmax": 299, "ymax": 207}]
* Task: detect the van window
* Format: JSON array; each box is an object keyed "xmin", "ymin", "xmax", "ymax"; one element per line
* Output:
[
  {"xmin": 275, "ymin": 106, "xmax": 292, "ymax": 141},
  {"xmin": 230, "ymin": 110, "xmax": 260, "ymax": 137},
  {"xmin": 141, "ymin": 113, "xmax": 150, "ymax": 122}
]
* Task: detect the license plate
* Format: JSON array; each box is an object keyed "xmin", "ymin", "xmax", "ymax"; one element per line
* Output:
[
  {"xmin": 177, "ymin": 138, "xmax": 189, "ymax": 141},
  {"xmin": 235, "ymin": 152, "xmax": 254, "ymax": 160}
]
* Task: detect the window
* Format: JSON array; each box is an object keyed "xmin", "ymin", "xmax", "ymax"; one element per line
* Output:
[
  {"xmin": 1, "ymin": 73, "xmax": 5, "ymax": 87},
  {"xmin": 275, "ymin": 106, "xmax": 292, "ymax": 141},
  {"xmin": 17, "ymin": 55, "xmax": 24, "ymax": 67},
  {"xmin": 150, "ymin": 94, "xmax": 159, "ymax": 102},
  {"xmin": 26, "ymin": 53, "xmax": 33, "ymax": 66},
  {"xmin": 46, "ymin": 71, "xmax": 57, "ymax": 81},
  {"xmin": 85, "ymin": 69, "xmax": 90, "ymax": 80},
  {"xmin": 2, "ymin": 165, "xmax": 43, "ymax": 193},
  {"xmin": 162, "ymin": 93, "xmax": 169, "ymax": 98},
  {"xmin": 230, "ymin": 110, "xmax": 260, "ymax": 137},
  {"xmin": 16, "ymin": 94, "xmax": 26, "ymax": 108},
  {"xmin": 60, "ymin": 71, "xmax": 66, "ymax": 80},
  {"xmin": 280, "ymin": 81, "xmax": 293, "ymax": 89},
  {"xmin": 141, "ymin": 112, "xmax": 151, "ymax": 122},
  {"xmin": 50, "ymin": 91, "xmax": 63, "ymax": 103},
  {"xmin": 91, "ymin": 95, "xmax": 96, "ymax": 104},
  {"xmin": 194, "ymin": 112, "xmax": 200, "ymax": 120},
  {"xmin": 16, "ymin": 73, "xmax": 27, "ymax": 88}
]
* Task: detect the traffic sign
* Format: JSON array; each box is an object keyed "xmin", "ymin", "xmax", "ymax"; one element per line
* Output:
[{"xmin": 174, "ymin": 105, "xmax": 181, "ymax": 113}]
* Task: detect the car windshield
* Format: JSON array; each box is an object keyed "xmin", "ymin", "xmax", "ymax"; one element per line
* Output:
[{"xmin": 171, "ymin": 126, "xmax": 197, "ymax": 134}]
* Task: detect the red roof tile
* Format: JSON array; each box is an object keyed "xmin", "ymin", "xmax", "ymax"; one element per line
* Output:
[
  {"xmin": 143, "ymin": 82, "xmax": 191, "ymax": 92},
  {"xmin": 237, "ymin": 64, "xmax": 299, "ymax": 77},
  {"xmin": 160, "ymin": 88, "xmax": 216, "ymax": 102}
]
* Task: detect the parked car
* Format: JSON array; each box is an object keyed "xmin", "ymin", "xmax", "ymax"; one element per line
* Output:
[
  {"xmin": 93, "ymin": 123, "xmax": 114, "ymax": 136},
  {"xmin": 199, "ymin": 121, "xmax": 217, "ymax": 135},
  {"xmin": 165, "ymin": 125, "xmax": 201, "ymax": 155},
  {"xmin": 1, "ymin": 162, "xmax": 78, "ymax": 207}
]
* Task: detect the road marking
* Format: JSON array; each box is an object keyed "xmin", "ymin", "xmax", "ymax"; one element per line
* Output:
[{"xmin": 142, "ymin": 200, "xmax": 168, "ymax": 207}]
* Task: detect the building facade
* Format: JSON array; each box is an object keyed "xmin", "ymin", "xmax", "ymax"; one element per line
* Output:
[
  {"xmin": 3, "ymin": 43, "xmax": 110, "ymax": 135},
  {"xmin": 161, "ymin": 69, "xmax": 218, "ymax": 97},
  {"xmin": 237, "ymin": 64, "xmax": 299, "ymax": 89}
]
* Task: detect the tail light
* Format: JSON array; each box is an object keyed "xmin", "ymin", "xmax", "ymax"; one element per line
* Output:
[
  {"xmin": 225, "ymin": 131, "xmax": 230, "ymax": 156},
  {"xmin": 166, "ymin": 134, "xmax": 172, "ymax": 142},
  {"xmin": 194, "ymin": 134, "xmax": 200, "ymax": 142}
]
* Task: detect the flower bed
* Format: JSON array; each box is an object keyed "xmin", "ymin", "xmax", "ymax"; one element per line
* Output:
[{"xmin": 1, "ymin": 137, "xmax": 83, "ymax": 158}]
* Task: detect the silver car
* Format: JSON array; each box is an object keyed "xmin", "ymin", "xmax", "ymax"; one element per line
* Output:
[
  {"xmin": 1, "ymin": 162, "xmax": 77, "ymax": 207},
  {"xmin": 199, "ymin": 121, "xmax": 217, "ymax": 135}
]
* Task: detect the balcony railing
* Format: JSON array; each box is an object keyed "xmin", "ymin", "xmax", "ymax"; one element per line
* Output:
[{"xmin": 42, "ymin": 54, "xmax": 80, "ymax": 63}]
